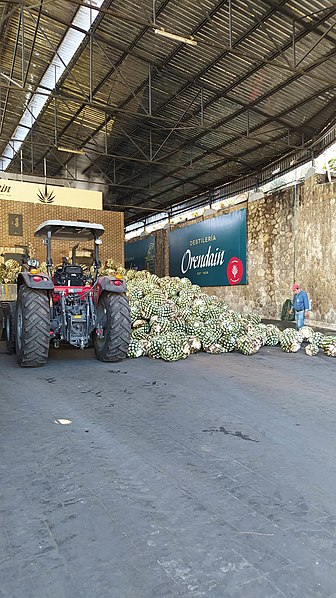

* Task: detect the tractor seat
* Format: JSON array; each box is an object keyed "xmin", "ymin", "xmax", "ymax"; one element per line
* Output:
[{"xmin": 54, "ymin": 264, "xmax": 85, "ymax": 286}]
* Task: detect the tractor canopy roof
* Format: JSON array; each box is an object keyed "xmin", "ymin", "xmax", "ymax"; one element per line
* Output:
[{"xmin": 34, "ymin": 220, "xmax": 105, "ymax": 241}]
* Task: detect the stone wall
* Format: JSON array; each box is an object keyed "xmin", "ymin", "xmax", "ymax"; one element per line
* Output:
[
  {"xmin": 296, "ymin": 176, "xmax": 336, "ymax": 325},
  {"xmin": 0, "ymin": 200, "xmax": 124, "ymax": 266},
  {"xmin": 155, "ymin": 228, "xmax": 170, "ymax": 277},
  {"xmin": 152, "ymin": 175, "xmax": 336, "ymax": 326}
]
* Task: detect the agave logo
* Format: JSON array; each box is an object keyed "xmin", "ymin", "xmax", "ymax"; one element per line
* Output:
[
  {"xmin": 227, "ymin": 257, "xmax": 243, "ymax": 285},
  {"xmin": 37, "ymin": 182, "xmax": 56, "ymax": 204}
]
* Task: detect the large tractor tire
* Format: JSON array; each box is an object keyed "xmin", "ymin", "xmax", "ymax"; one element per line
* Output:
[
  {"xmin": 16, "ymin": 286, "xmax": 50, "ymax": 367},
  {"xmin": 3, "ymin": 302, "xmax": 16, "ymax": 354},
  {"xmin": 94, "ymin": 293, "xmax": 131, "ymax": 362},
  {"xmin": 0, "ymin": 307, "xmax": 3, "ymax": 341}
]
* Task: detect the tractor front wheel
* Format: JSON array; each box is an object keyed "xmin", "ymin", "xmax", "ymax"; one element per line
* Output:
[
  {"xmin": 16, "ymin": 286, "xmax": 50, "ymax": 367},
  {"xmin": 94, "ymin": 293, "xmax": 131, "ymax": 362}
]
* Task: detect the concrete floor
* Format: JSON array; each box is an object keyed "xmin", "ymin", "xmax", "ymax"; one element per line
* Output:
[{"xmin": 1, "ymin": 341, "xmax": 336, "ymax": 598}]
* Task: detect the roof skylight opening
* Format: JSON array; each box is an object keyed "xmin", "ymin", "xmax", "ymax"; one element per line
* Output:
[{"xmin": 1, "ymin": 0, "xmax": 105, "ymax": 171}]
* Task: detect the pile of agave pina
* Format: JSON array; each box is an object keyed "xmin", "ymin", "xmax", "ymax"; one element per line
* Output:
[
  {"xmin": 0, "ymin": 259, "xmax": 22, "ymax": 284},
  {"xmin": 121, "ymin": 269, "xmax": 336, "ymax": 362},
  {"xmin": 2, "ymin": 260, "xmax": 335, "ymax": 361}
]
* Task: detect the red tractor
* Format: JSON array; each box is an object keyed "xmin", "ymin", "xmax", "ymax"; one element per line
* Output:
[{"xmin": 1, "ymin": 220, "xmax": 131, "ymax": 367}]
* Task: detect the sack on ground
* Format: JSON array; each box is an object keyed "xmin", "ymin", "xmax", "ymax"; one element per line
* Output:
[{"xmin": 281, "ymin": 298, "xmax": 295, "ymax": 321}]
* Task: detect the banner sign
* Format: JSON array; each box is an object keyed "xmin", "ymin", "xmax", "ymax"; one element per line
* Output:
[
  {"xmin": 169, "ymin": 209, "xmax": 247, "ymax": 286},
  {"xmin": 125, "ymin": 236, "xmax": 156, "ymax": 273},
  {"xmin": 0, "ymin": 178, "xmax": 102, "ymax": 210}
]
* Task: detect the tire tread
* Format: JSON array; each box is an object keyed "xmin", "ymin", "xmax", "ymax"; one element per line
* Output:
[
  {"xmin": 94, "ymin": 293, "xmax": 131, "ymax": 362},
  {"xmin": 16, "ymin": 287, "xmax": 50, "ymax": 367}
]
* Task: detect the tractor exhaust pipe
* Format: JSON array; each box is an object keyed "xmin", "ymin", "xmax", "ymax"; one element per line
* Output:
[{"xmin": 71, "ymin": 244, "xmax": 79, "ymax": 265}]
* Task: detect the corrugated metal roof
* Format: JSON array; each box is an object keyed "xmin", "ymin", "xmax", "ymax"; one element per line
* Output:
[{"xmin": 0, "ymin": 0, "xmax": 335, "ymax": 223}]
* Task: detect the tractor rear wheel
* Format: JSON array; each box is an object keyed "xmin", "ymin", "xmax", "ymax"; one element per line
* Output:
[
  {"xmin": 3, "ymin": 302, "xmax": 16, "ymax": 354},
  {"xmin": 16, "ymin": 286, "xmax": 50, "ymax": 367},
  {"xmin": 94, "ymin": 293, "xmax": 131, "ymax": 362},
  {"xmin": 0, "ymin": 307, "xmax": 3, "ymax": 341}
]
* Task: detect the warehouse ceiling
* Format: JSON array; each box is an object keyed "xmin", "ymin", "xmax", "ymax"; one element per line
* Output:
[{"xmin": 0, "ymin": 0, "xmax": 335, "ymax": 224}]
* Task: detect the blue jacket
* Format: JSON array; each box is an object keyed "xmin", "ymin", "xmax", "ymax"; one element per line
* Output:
[{"xmin": 293, "ymin": 290, "xmax": 309, "ymax": 311}]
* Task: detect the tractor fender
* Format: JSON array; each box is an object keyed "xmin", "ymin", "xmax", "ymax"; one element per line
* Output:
[
  {"xmin": 17, "ymin": 272, "xmax": 54, "ymax": 291},
  {"xmin": 97, "ymin": 276, "xmax": 127, "ymax": 295}
]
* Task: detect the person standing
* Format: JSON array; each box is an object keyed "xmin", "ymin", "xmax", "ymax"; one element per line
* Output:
[{"xmin": 290, "ymin": 283, "xmax": 310, "ymax": 330}]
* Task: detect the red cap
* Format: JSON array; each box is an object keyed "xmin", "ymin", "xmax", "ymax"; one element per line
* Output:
[{"xmin": 292, "ymin": 283, "xmax": 300, "ymax": 291}]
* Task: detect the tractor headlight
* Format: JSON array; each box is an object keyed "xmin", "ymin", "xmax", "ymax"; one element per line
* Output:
[{"xmin": 28, "ymin": 259, "xmax": 39, "ymax": 268}]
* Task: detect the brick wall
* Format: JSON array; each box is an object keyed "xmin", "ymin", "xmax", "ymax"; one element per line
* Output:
[{"xmin": 0, "ymin": 200, "xmax": 124, "ymax": 266}]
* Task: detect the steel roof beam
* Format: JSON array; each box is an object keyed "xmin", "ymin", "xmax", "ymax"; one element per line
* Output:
[
  {"xmin": 20, "ymin": 0, "xmax": 172, "ymax": 173},
  {"xmin": 18, "ymin": 0, "xmax": 334, "ymax": 182},
  {"xmin": 115, "ymin": 85, "xmax": 335, "ymax": 207},
  {"xmin": 39, "ymin": 0, "xmax": 231, "ymax": 175},
  {"xmin": 20, "ymin": 0, "xmax": 43, "ymax": 88},
  {"xmin": 1, "ymin": 0, "xmax": 109, "ymax": 168},
  {"xmin": 51, "ymin": 0, "xmax": 171, "ymax": 134},
  {"xmin": 0, "ymin": 9, "xmax": 22, "ymax": 135},
  {"xmin": 2, "ymin": 0, "xmax": 335, "ymax": 216},
  {"xmin": 80, "ymin": 3, "xmax": 336, "ymax": 180},
  {"xmin": 81, "ymin": 3, "xmax": 335, "ymax": 179},
  {"xmin": 100, "ymin": 0, "xmax": 292, "ymax": 161},
  {"xmin": 116, "ymin": 44, "xmax": 336, "ymax": 192}
]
